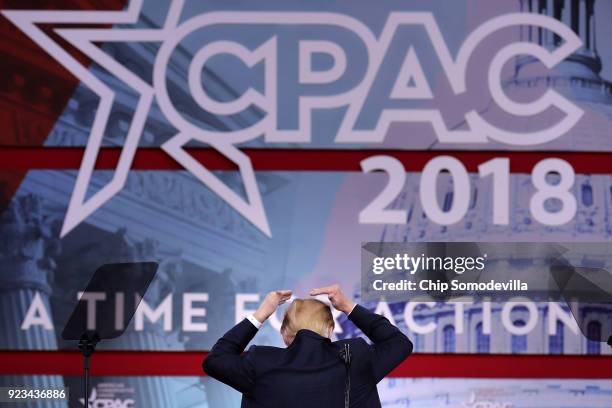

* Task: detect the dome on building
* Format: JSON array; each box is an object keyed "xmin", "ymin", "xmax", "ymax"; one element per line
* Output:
[{"xmin": 436, "ymin": 0, "xmax": 612, "ymax": 151}]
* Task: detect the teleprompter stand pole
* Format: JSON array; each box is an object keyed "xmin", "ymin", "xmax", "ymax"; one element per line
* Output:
[{"xmin": 78, "ymin": 332, "xmax": 100, "ymax": 406}]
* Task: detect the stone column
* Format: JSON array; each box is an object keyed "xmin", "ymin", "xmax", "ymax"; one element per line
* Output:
[
  {"xmin": 562, "ymin": 0, "xmax": 572, "ymax": 28},
  {"xmin": 589, "ymin": 0, "xmax": 596, "ymax": 52},
  {"xmin": 527, "ymin": 0, "xmax": 535, "ymax": 43},
  {"xmin": 533, "ymin": 0, "xmax": 543, "ymax": 45},
  {"xmin": 0, "ymin": 195, "xmax": 67, "ymax": 408},
  {"xmin": 579, "ymin": 0, "xmax": 588, "ymax": 45},
  {"xmin": 546, "ymin": 0, "xmax": 555, "ymax": 46}
]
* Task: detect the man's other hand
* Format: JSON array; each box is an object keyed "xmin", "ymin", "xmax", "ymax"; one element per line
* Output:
[
  {"xmin": 310, "ymin": 284, "xmax": 355, "ymax": 314},
  {"xmin": 253, "ymin": 290, "xmax": 293, "ymax": 323}
]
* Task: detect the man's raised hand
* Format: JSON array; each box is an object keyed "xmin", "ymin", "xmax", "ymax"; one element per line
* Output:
[
  {"xmin": 254, "ymin": 290, "xmax": 292, "ymax": 323},
  {"xmin": 310, "ymin": 284, "xmax": 355, "ymax": 314}
]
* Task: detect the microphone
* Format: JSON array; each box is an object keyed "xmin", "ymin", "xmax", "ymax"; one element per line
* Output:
[
  {"xmin": 339, "ymin": 343, "xmax": 351, "ymax": 365},
  {"xmin": 339, "ymin": 343, "xmax": 351, "ymax": 408}
]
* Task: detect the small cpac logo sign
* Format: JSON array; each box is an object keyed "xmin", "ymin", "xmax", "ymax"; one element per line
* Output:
[
  {"xmin": 79, "ymin": 388, "xmax": 135, "ymax": 408},
  {"xmin": 463, "ymin": 392, "xmax": 513, "ymax": 408},
  {"xmin": 2, "ymin": 0, "xmax": 583, "ymax": 238}
]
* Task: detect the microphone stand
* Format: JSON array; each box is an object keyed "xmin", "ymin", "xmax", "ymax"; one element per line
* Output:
[{"xmin": 78, "ymin": 333, "xmax": 100, "ymax": 406}]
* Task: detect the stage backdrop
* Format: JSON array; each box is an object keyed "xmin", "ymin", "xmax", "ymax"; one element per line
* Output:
[{"xmin": 0, "ymin": 0, "xmax": 611, "ymax": 407}]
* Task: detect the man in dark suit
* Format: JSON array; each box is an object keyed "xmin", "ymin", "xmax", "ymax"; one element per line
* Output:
[{"xmin": 203, "ymin": 284, "xmax": 413, "ymax": 407}]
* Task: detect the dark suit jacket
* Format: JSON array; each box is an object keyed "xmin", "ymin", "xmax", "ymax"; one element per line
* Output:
[{"xmin": 203, "ymin": 304, "xmax": 413, "ymax": 407}]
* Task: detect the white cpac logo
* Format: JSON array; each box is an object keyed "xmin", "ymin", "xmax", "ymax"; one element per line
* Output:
[
  {"xmin": 463, "ymin": 393, "xmax": 513, "ymax": 408},
  {"xmin": 79, "ymin": 388, "xmax": 135, "ymax": 408},
  {"xmin": 2, "ymin": 0, "xmax": 583, "ymax": 238}
]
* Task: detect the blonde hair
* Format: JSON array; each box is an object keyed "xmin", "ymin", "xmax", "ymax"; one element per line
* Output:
[{"xmin": 281, "ymin": 299, "xmax": 334, "ymax": 343}]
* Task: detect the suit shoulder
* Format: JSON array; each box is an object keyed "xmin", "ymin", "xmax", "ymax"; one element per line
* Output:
[
  {"xmin": 246, "ymin": 344, "xmax": 286, "ymax": 357},
  {"xmin": 245, "ymin": 344, "xmax": 287, "ymax": 371}
]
